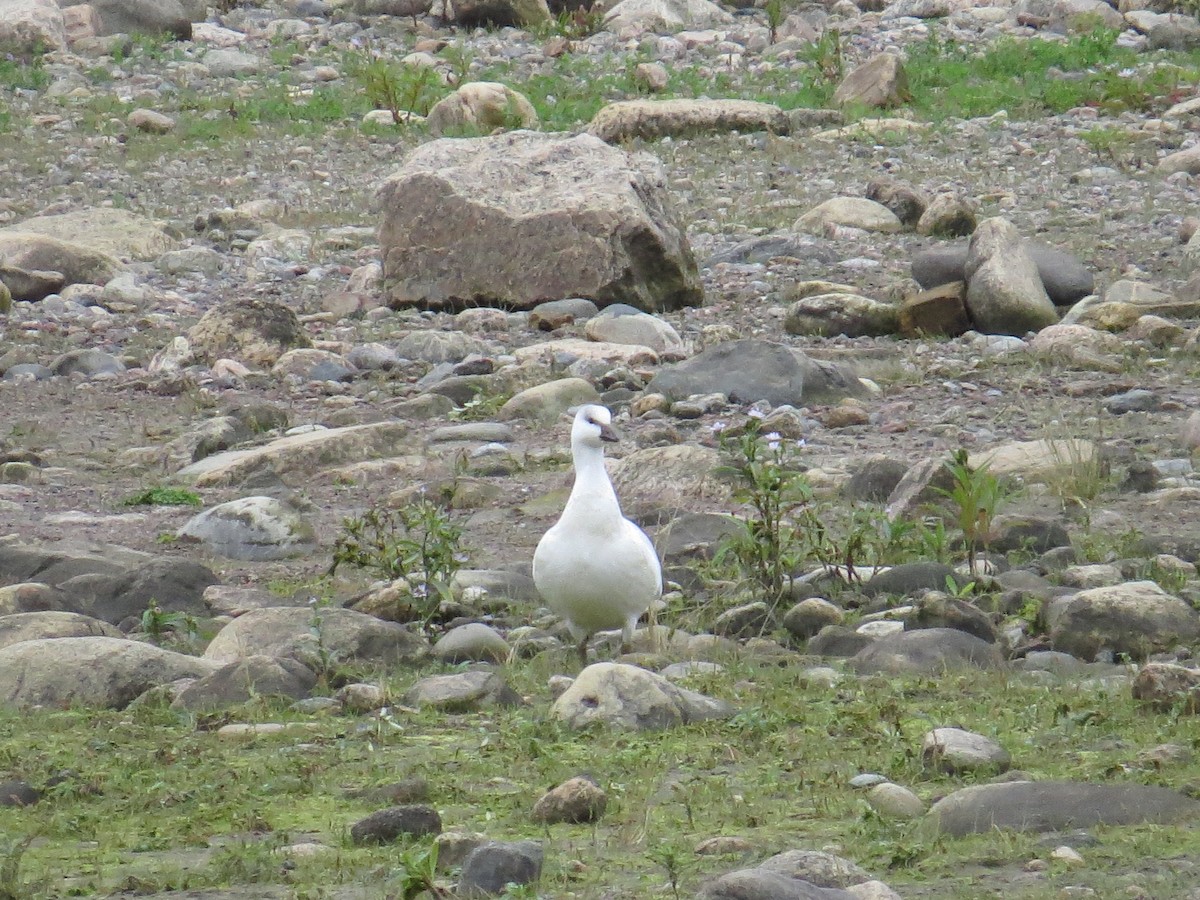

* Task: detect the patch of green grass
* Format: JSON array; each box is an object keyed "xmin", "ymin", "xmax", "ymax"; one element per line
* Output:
[
  {"xmin": 5, "ymin": 665, "xmax": 1200, "ymax": 897},
  {"xmin": 122, "ymin": 487, "xmax": 203, "ymax": 507},
  {"xmin": 905, "ymin": 28, "xmax": 1200, "ymax": 120},
  {"xmin": 0, "ymin": 55, "xmax": 49, "ymax": 91}
]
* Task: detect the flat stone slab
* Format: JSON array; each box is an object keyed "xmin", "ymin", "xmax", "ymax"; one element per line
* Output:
[{"xmin": 924, "ymin": 780, "xmax": 1200, "ymax": 836}]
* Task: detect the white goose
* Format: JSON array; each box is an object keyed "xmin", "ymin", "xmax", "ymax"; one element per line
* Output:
[{"xmin": 533, "ymin": 404, "xmax": 662, "ymax": 664}]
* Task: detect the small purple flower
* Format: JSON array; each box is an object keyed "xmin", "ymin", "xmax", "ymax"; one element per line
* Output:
[
  {"xmin": 764, "ymin": 431, "xmax": 782, "ymax": 450},
  {"xmin": 711, "ymin": 421, "xmax": 727, "ymax": 434},
  {"xmin": 747, "ymin": 408, "xmax": 765, "ymax": 419}
]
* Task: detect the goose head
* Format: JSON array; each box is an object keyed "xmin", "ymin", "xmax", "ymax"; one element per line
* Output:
[{"xmin": 571, "ymin": 404, "xmax": 619, "ymax": 450}]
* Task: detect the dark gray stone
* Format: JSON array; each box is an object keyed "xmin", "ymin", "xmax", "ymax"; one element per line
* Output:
[
  {"xmin": 707, "ymin": 234, "xmax": 837, "ymax": 267},
  {"xmin": 843, "ymin": 456, "xmax": 908, "ymax": 503},
  {"xmin": 906, "ymin": 594, "xmax": 997, "ymax": 644},
  {"xmin": 0, "ymin": 780, "xmax": 40, "ymax": 807},
  {"xmin": 171, "ymin": 655, "xmax": 316, "ymax": 711},
  {"xmin": 861, "ymin": 562, "xmax": 961, "ymax": 598},
  {"xmin": 988, "ymin": 514, "xmax": 1071, "ymax": 554},
  {"xmin": 912, "ymin": 241, "xmax": 1093, "ymax": 306},
  {"xmin": 806, "ymin": 625, "xmax": 873, "ymax": 658},
  {"xmin": 50, "ymin": 349, "xmax": 125, "ymax": 377},
  {"xmin": 3, "ymin": 364, "xmax": 53, "ymax": 381},
  {"xmin": 654, "ymin": 512, "xmax": 743, "ymax": 565},
  {"xmin": 698, "ymin": 869, "xmax": 859, "ymax": 900},
  {"xmin": 349, "ymin": 804, "xmax": 442, "ymax": 845},
  {"xmin": 458, "ymin": 840, "xmax": 543, "ymax": 897},
  {"xmin": 62, "ymin": 557, "xmax": 218, "ymax": 625},
  {"xmin": 925, "ymin": 781, "xmax": 1200, "ymax": 836},
  {"xmin": 646, "ymin": 340, "xmax": 807, "ymax": 406},
  {"xmin": 849, "ymin": 627, "xmax": 1006, "ymax": 675}
]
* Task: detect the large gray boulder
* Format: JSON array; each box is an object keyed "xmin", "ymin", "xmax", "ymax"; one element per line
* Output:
[
  {"xmin": 62, "ymin": 0, "xmax": 192, "ymax": 38},
  {"xmin": 187, "ymin": 298, "xmax": 312, "ymax": 368},
  {"xmin": 376, "ymin": 131, "xmax": 703, "ymax": 313},
  {"xmin": 0, "ymin": 610, "xmax": 120, "ymax": 650},
  {"xmin": 1049, "ymin": 581, "xmax": 1200, "ymax": 662},
  {"xmin": 0, "ymin": 0, "xmax": 66, "ymax": 55},
  {"xmin": 588, "ymin": 99, "xmax": 789, "ymax": 144},
  {"xmin": 849, "ymin": 628, "xmax": 1005, "ymax": 675},
  {"xmin": 3, "ymin": 207, "xmax": 178, "ymax": 260},
  {"xmin": 925, "ymin": 781, "xmax": 1200, "ymax": 836},
  {"xmin": 203, "ymin": 606, "xmax": 429, "ymax": 668},
  {"xmin": 964, "ymin": 218, "xmax": 1059, "ymax": 335},
  {"xmin": 171, "ymin": 655, "xmax": 317, "ymax": 711},
  {"xmin": 603, "ymin": 0, "xmax": 733, "ymax": 33},
  {"xmin": 176, "ymin": 496, "xmax": 318, "ymax": 561},
  {"xmin": 552, "ymin": 662, "xmax": 735, "ymax": 730},
  {"xmin": 0, "ymin": 231, "xmax": 119, "ymax": 287},
  {"xmin": 0, "ymin": 636, "xmax": 218, "ymax": 709},
  {"xmin": 912, "ymin": 240, "xmax": 1093, "ymax": 306},
  {"xmin": 446, "ymin": 0, "xmax": 552, "ymax": 28}
]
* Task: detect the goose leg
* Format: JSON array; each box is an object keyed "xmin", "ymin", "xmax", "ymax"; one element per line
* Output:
[{"xmin": 619, "ymin": 617, "xmax": 636, "ymax": 657}]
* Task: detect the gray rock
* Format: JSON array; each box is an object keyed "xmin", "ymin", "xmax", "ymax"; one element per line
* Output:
[
  {"xmin": 916, "ymin": 192, "xmax": 977, "ymax": 237},
  {"xmin": 171, "ymin": 654, "xmax": 317, "ymax": 711},
  {"xmin": 3, "ymin": 363, "xmax": 52, "ymax": 381},
  {"xmin": 62, "ymin": 557, "xmax": 217, "ymax": 625},
  {"xmin": 864, "ymin": 179, "xmax": 927, "ymax": 228},
  {"xmin": 925, "ymin": 781, "xmax": 1200, "ymax": 836},
  {"xmin": 0, "ymin": 636, "xmax": 218, "ymax": 709},
  {"xmin": 432, "ymin": 623, "xmax": 511, "ymax": 664},
  {"xmin": 395, "ymin": 330, "xmax": 487, "ymax": 364},
  {"xmin": 188, "ymin": 298, "xmax": 312, "ymax": 367},
  {"xmin": 0, "ymin": 262, "xmax": 64, "ymax": 302},
  {"xmin": 50, "ymin": 348, "xmax": 125, "ymax": 377},
  {"xmin": 0, "ymin": 610, "xmax": 120, "ymax": 649},
  {"xmin": 849, "ymin": 628, "xmax": 1005, "ymax": 675},
  {"xmin": 3, "ymin": 207, "xmax": 177, "ymax": 261},
  {"xmin": 1050, "ymin": 581, "xmax": 1200, "ymax": 662},
  {"xmin": 176, "ymin": 496, "xmax": 318, "ymax": 561},
  {"xmin": 807, "ymin": 625, "xmax": 874, "ymax": 658},
  {"xmin": 499, "ymin": 377, "xmax": 600, "ymax": 424},
  {"xmin": 404, "ymin": 669, "xmax": 521, "ymax": 711},
  {"xmin": 866, "ymin": 782, "xmax": 925, "ymax": 820},
  {"xmin": 906, "ymin": 593, "xmax": 997, "ymax": 644},
  {"xmin": 585, "ymin": 308, "xmax": 683, "ymax": 352},
  {"xmin": 843, "ymin": 456, "xmax": 908, "ymax": 503},
  {"xmin": 204, "ymin": 606, "xmax": 428, "ymax": 667},
  {"xmin": 451, "ymin": 569, "xmax": 540, "ymax": 603},
  {"xmin": 1149, "ymin": 16, "xmax": 1200, "ymax": 50},
  {"xmin": 964, "ymin": 218, "xmax": 1058, "ymax": 336},
  {"xmin": 912, "ymin": 241, "xmax": 1093, "ymax": 306},
  {"xmin": 458, "ymin": 840, "xmax": 543, "ymax": 897},
  {"xmin": 0, "ymin": 779, "xmax": 40, "ymax": 807},
  {"xmin": 797, "ymin": 198, "xmax": 901, "ymax": 235},
  {"xmin": 529, "ymin": 297, "xmax": 599, "ymax": 329},
  {"xmin": 921, "ymin": 727, "xmax": 1011, "ymax": 774},
  {"xmin": 782, "ymin": 598, "xmax": 844, "ymax": 640},
  {"xmin": 783, "ymin": 292, "xmax": 899, "ymax": 338},
  {"xmin": 177, "ymin": 421, "xmax": 409, "ymax": 489},
  {"xmin": 654, "ymin": 512, "xmax": 743, "ymax": 565},
  {"xmin": 426, "ymin": 82, "xmax": 538, "ymax": 137},
  {"xmin": 755, "ymin": 850, "xmax": 871, "ymax": 888},
  {"xmin": 712, "ymin": 601, "xmax": 776, "ymax": 639},
  {"xmin": 350, "ymin": 805, "xmax": 442, "ymax": 845},
  {"xmin": 1132, "ymin": 662, "xmax": 1200, "ymax": 712},
  {"xmin": 646, "ymin": 340, "xmax": 805, "ymax": 405},
  {"xmin": 88, "ymin": 0, "xmax": 192, "ymax": 38},
  {"xmin": 588, "ymin": 98, "xmax": 789, "ymax": 143},
  {"xmin": 201, "ymin": 48, "xmax": 262, "ymax": 76},
  {"xmin": 0, "ymin": 231, "xmax": 119, "ymax": 287},
  {"xmin": 699, "ymin": 870, "xmax": 859, "ymax": 899},
  {"xmin": 832, "ymin": 52, "xmax": 910, "ymax": 109},
  {"xmin": 531, "ymin": 775, "xmax": 607, "ymax": 824},
  {"xmin": 377, "ymin": 131, "xmax": 702, "ymax": 313},
  {"xmin": 861, "ymin": 562, "xmax": 961, "ymax": 598},
  {"xmin": 447, "ymin": 0, "xmax": 551, "ymax": 28},
  {"xmin": 988, "ymin": 514, "xmax": 1071, "ymax": 554},
  {"xmin": 707, "ymin": 234, "xmax": 837, "ymax": 267},
  {"xmin": 0, "ymin": 0, "xmax": 66, "ymax": 55},
  {"xmin": 552, "ymin": 662, "xmax": 736, "ymax": 730}
]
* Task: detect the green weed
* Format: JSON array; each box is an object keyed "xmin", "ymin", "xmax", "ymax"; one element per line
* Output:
[
  {"xmin": 123, "ymin": 486, "xmax": 202, "ymax": 507},
  {"xmin": 139, "ymin": 598, "xmax": 199, "ymax": 646},
  {"xmin": 329, "ymin": 495, "xmax": 466, "ymax": 631},
  {"xmin": 936, "ymin": 449, "xmax": 1011, "ymax": 576}
]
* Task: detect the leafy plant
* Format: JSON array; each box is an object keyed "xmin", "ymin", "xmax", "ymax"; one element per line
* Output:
[
  {"xmin": 344, "ymin": 43, "xmax": 442, "ymax": 123},
  {"xmin": 388, "ymin": 843, "xmax": 448, "ymax": 899},
  {"xmin": 140, "ymin": 599, "xmax": 198, "ymax": 645},
  {"xmin": 123, "ymin": 486, "xmax": 202, "ymax": 507},
  {"xmin": 714, "ymin": 416, "xmax": 818, "ymax": 603},
  {"xmin": 935, "ymin": 449, "xmax": 1010, "ymax": 576},
  {"xmin": 329, "ymin": 496, "xmax": 465, "ymax": 631},
  {"xmin": 765, "ymin": 0, "xmax": 788, "ymax": 45},
  {"xmin": 0, "ymin": 834, "xmax": 35, "ymax": 900},
  {"xmin": 804, "ymin": 29, "xmax": 844, "ymax": 86}
]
